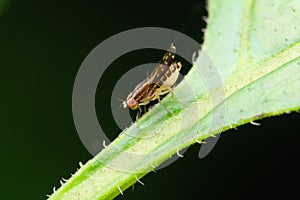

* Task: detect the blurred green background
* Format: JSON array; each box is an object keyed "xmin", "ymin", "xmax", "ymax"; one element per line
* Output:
[{"xmin": 0, "ymin": 0, "xmax": 299, "ymax": 199}]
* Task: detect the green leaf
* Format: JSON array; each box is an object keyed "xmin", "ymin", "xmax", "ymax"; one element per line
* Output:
[{"xmin": 48, "ymin": 0, "xmax": 300, "ymax": 199}]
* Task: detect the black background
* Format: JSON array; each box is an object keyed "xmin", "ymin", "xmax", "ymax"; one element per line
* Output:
[{"xmin": 0, "ymin": 0, "xmax": 299, "ymax": 199}]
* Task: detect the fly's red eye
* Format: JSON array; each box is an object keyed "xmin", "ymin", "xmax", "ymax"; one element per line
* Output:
[{"xmin": 127, "ymin": 98, "xmax": 138, "ymax": 110}]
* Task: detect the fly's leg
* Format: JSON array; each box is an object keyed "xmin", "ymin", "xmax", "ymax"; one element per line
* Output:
[
  {"xmin": 136, "ymin": 101, "xmax": 150, "ymax": 120},
  {"xmin": 156, "ymin": 92, "xmax": 172, "ymax": 114},
  {"xmin": 135, "ymin": 105, "xmax": 143, "ymax": 121},
  {"xmin": 160, "ymin": 86, "xmax": 174, "ymax": 97}
]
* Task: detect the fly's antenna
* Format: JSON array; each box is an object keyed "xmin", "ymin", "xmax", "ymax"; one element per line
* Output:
[{"xmin": 118, "ymin": 98, "xmax": 127, "ymax": 108}]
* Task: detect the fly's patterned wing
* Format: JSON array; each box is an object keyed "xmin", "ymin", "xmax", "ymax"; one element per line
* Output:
[
  {"xmin": 160, "ymin": 43, "xmax": 176, "ymax": 66},
  {"xmin": 149, "ymin": 43, "xmax": 176, "ymax": 87}
]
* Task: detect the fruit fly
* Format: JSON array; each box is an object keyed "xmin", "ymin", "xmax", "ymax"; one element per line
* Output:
[{"xmin": 123, "ymin": 43, "xmax": 182, "ymax": 113}]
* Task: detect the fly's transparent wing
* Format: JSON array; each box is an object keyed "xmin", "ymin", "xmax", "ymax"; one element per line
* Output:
[{"xmin": 149, "ymin": 64, "xmax": 169, "ymax": 86}]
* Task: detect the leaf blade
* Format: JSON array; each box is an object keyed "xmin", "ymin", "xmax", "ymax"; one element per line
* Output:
[{"xmin": 48, "ymin": 0, "xmax": 300, "ymax": 199}]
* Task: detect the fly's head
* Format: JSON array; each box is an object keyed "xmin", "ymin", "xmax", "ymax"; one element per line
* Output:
[{"xmin": 125, "ymin": 92, "xmax": 139, "ymax": 110}]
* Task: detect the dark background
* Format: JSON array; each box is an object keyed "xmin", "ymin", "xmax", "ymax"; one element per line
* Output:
[{"xmin": 0, "ymin": 0, "xmax": 299, "ymax": 199}]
